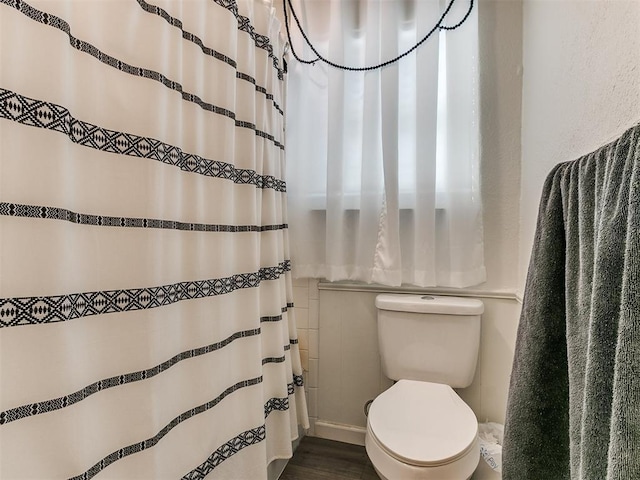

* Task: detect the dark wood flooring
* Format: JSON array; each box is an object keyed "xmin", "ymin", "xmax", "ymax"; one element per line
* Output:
[{"xmin": 280, "ymin": 436, "xmax": 379, "ymax": 480}]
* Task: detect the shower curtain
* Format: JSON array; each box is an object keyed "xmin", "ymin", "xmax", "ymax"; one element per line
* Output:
[{"xmin": 0, "ymin": 0, "xmax": 308, "ymax": 478}]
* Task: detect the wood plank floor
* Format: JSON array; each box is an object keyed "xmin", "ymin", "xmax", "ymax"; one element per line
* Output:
[{"xmin": 280, "ymin": 436, "xmax": 379, "ymax": 480}]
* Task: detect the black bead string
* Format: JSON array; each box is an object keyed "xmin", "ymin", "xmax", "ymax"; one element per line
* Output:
[
  {"xmin": 283, "ymin": 0, "xmax": 474, "ymax": 72},
  {"xmin": 439, "ymin": 0, "xmax": 475, "ymax": 30}
]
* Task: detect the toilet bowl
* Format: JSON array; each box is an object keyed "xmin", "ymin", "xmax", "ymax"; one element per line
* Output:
[{"xmin": 365, "ymin": 380, "xmax": 480, "ymax": 480}]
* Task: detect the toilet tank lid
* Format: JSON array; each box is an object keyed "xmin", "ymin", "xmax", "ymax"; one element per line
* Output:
[{"xmin": 375, "ymin": 294, "xmax": 484, "ymax": 315}]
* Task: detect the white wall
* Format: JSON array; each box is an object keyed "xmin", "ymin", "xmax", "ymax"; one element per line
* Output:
[
  {"xmin": 519, "ymin": 0, "xmax": 640, "ymax": 292},
  {"xmin": 476, "ymin": 0, "xmax": 524, "ymax": 294}
]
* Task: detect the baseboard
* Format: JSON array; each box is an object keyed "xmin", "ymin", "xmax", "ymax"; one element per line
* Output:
[{"xmin": 313, "ymin": 420, "xmax": 367, "ymax": 446}]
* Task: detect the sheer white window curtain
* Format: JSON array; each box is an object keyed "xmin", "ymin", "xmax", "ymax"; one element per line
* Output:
[{"xmin": 285, "ymin": 0, "xmax": 484, "ymax": 287}]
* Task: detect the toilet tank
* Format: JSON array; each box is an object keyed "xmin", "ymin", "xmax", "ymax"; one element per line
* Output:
[{"xmin": 375, "ymin": 294, "xmax": 483, "ymax": 388}]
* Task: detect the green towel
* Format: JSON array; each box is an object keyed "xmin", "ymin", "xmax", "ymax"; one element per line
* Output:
[{"xmin": 503, "ymin": 123, "xmax": 640, "ymax": 480}]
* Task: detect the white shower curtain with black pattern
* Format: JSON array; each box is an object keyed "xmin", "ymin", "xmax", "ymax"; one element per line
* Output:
[{"xmin": 0, "ymin": 0, "xmax": 308, "ymax": 478}]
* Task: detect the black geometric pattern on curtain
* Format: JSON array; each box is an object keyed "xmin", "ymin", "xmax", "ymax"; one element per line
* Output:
[
  {"xmin": 68, "ymin": 376, "xmax": 278, "ymax": 480},
  {"xmin": 0, "ymin": 0, "xmax": 285, "ymax": 147},
  {"xmin": 0, "ymin": 88, "xmax": 287, "ymax": 190},
  {"xmin": 0, "ymin": 323, "xmax": 303, "ymax": 425},
  {"xmin": 182, "ymin": 425, "xmax": 268, "ymax": 480},
  {"xmin": 0, "ymin": 202, "xmax": 288, "ymax": 232},
  {"xmin": 210, "ymin": 0, "xmax": 286, "ymax": 80},
  {"xmin": 134, "ymin": 0, "xmax": 285, "ymax": 115},
  {"xmin": 0, "ymin": 261, "xmax": 291, "ymax": 327},
  {"xmin": 236, "ymin": 71, "xmax": 285, "ymax": 115}
]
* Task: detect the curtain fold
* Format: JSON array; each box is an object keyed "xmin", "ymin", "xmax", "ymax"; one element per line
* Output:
[
  {"xmin": 0, "ymin": 0, "xmax": 308, "ymax": 478},
  {"xmin": 285, "ymin": 0, "xmax": 484, "ymax": 288}
]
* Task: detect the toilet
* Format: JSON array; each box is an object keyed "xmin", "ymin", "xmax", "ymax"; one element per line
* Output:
[{"xmin": 365, "ymin": 294, "xmax": 484, "ymax": 480}]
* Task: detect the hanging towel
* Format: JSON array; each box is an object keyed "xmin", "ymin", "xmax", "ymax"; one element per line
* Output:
[{"xmin": 503, "ymin": 122, "xmax": 640, "ymax": 480}]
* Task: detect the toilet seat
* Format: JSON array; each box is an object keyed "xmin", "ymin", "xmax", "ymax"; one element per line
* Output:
[{"xmin": 367, "ymin": 379, "xmax": 478, "ymax": 467}]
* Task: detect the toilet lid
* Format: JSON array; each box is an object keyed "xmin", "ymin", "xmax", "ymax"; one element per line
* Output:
[{"xmin": 368, "ymin": 380, "xmax": 478, "ymax": 467}]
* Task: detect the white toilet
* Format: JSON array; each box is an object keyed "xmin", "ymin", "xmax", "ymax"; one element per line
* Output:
[{"xmin": 365, "ymin": 294, "xmax": 484, "ymax": 480}]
